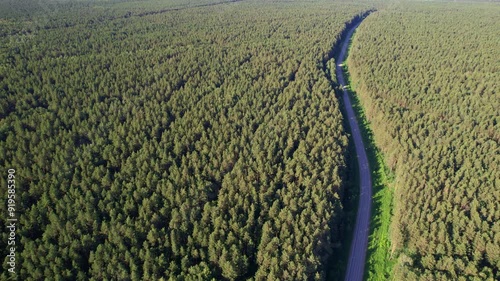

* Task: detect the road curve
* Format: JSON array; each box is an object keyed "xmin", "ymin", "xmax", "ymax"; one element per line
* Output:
[{"xmin": 336, "ymin": 21, "xmax": 372, "ymax": 281}]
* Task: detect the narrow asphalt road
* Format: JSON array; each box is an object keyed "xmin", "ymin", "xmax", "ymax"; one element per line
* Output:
[{"xmin": 336, "ymin": 21, "xmax": 372, "ymax": 281}]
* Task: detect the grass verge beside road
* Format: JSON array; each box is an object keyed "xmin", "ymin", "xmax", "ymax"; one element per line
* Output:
[{"xmin": 341, "ymin": 34, "xmax": 396, "ymax": 281}]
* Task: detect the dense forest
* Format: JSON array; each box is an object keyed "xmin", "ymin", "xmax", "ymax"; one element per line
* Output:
[
  {"xmin": 348, "ymin": 3, "xmax": 499, "ymax": 280},
  {"xmin": 0, "ymin": 0, "xmax": 372, "ymax": 279}
]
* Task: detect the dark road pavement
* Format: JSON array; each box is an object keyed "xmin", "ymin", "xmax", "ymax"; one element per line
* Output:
[{"xmin": 336, "ymin": 21, "xmax": 372, "ymax": 281}]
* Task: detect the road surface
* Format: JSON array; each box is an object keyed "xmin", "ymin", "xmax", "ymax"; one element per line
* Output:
[{"xmin": 336, "ymin": 21, "xmax": 372, "ymax": 281}]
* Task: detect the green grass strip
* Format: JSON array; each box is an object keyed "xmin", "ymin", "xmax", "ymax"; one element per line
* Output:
[{"xmin": 341, "ymin": 30, "xmax": 396, "ymax": 281}]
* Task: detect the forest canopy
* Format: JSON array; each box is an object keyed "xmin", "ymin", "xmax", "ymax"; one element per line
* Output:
[
  {"xmin": 348, "ymin": 3, "xmax": 499, "ymax": 280},
  {"xmin": 0, "ymin": 0, "xmax": 372, "ymax": 280}
]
